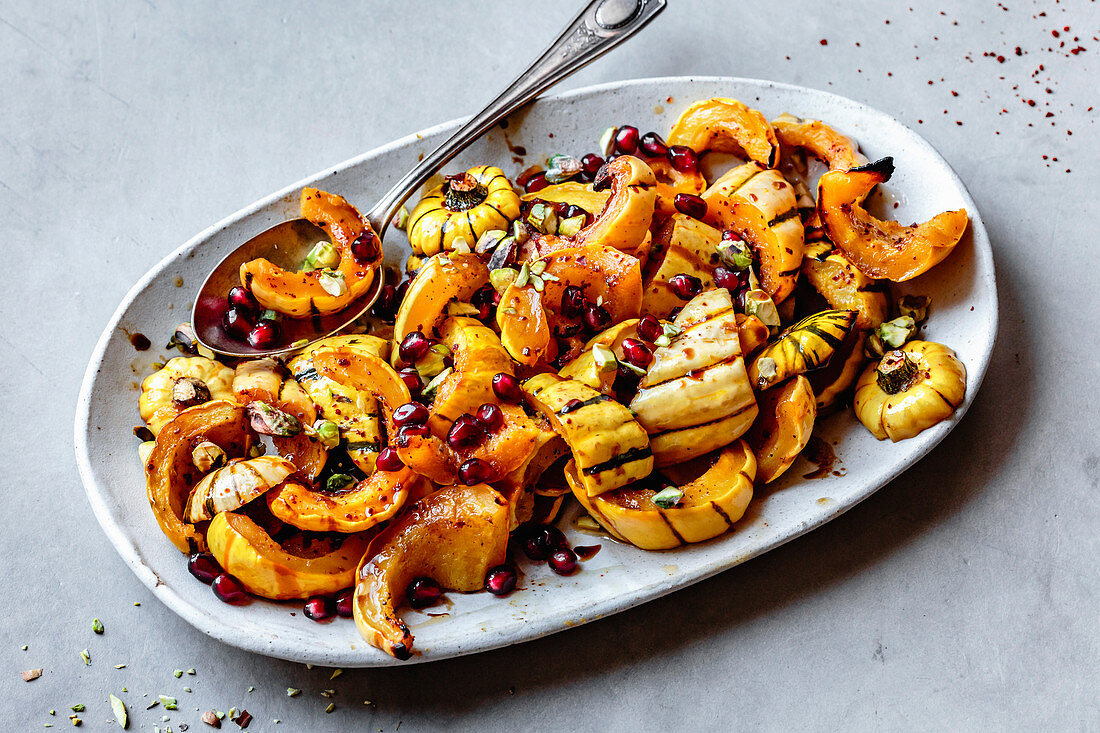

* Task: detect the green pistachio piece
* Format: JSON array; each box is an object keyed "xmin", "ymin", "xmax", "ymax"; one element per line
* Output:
[
  {"xmin": 302, "ymin": 241, "xmax": 340, "ymax": 272},
  {"xmin": 592, "ymin": 343, "xmax": 617, "ymax": 372},
  {"xmin": 514, "ymin": 263, "xmax": 531, "ymax": 289},
  {"xmin": 474, "ymin": 229, "xmax": 507, "ymax": 255},
  {"xmin": 490, "ymin": 268, "xmax": 519, "ymax": 294},
  {"xmin": 326, "ymin": 474, "xmax": 356, "ymax": 492},
  {"xmin": 317, "ymin": 269, "xmax": 347, "ymax": 297},
  {"xmin": 897, "ymin": 294, "xmax": 931, "ymax": 326},
  {"xmin": 652, "ymin": 486, "xmax": 684, "ymax": 509},
  {"xmin": 313, "ymin": 420, "xmax": 341, "ymax": 449},
  {"xmin": 557, "ymin": 214, "xmax": 586, "ymax": 238},
  {"xmin": 878, "ymin": 316, "xmax": 916, "ymax": 349},
  {"xmin": 743, "ymin": 289, "xmax": 781, "ymax": 333}
]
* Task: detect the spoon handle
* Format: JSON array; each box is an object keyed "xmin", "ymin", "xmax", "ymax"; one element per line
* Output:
[{"xmin": 364, "ymin": 0, "xmax": 666, "ymax": 234}]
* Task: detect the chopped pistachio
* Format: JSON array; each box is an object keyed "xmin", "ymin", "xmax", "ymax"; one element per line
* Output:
[
  {"xmin": 301, "ymin": 241, "xmax": 340, "ymax": 272},
  {"xmin": 653, "ymin": 334, "xmax": 671, "ymax": 348},
  {"xmin": 529, "ymin": 259, "xmax": 547, "ymax": 275},
  {"xmin": 326, "ymin": 473, "xmax": 356, "ymax": 492},
  {"xmin": 897, "ymin": 294, "xmax": 931, "ymax": 326},
  {"xmin": 114, "ymin": 664, "xmax": 126, "ymax": 669},
  {"xmin": 187, "ymin": 669, "xmax": 196, "ymax": 675},
  {"xmin": 80, "ymin": 649, "xmax": 91, "ymax": 666},
  {"xmin": 247, "ymin": 401, "xmax": 301, "ymax": 437},
  {"xmin": 450, "ymin": 236, "xmax": 472, "ymax": 255},
  {"xmin": 191, "ymin": 442, "xmax": 227, "ymax": 473},
  {"xmin": 514, "ymin": 263, "xmax": 530, "ymax": 289},
  {"xmin": 133, "ymin": 602, "xmax": 140, "ymax": 606},
  {"xmin": 545, "ymin": 154, "xmax": 583, "ymax": 184},
  {"xmin": 21, "ymin": 645, "xmax": 28, "ymax": 651},
  {"xmin": 173, "ymin": 669, "xmax": 183, "ymax": 678},
  {"xmin": 525, "ymin": 203, "xmax": 558, "ymax": 234},
  {"xmin": 248, "ymin": 444, "xmax": 267, "ymax": 458},
  {"xmin": 287, "ymin": 688, "xmax": 301, "ymax": 697},
  {"xmin": 171, "ymin": 377, "xmax": 211, "ymax": 408},
  {"xmin": 652, "ymin": 486, "xmax": 684, "ymax": 509},
  {"xmin": 325, "ymin": 703, "xmax": 335, "ymax": 714},
  {"xmin": 530, "ymin": 273, "xmax": 545, "ymax": 292},
  {"xmin": 71, "ymin": 705, "xmax": 85, "ymax": 713},
  {"xmin": 877, "ymin": 315, "xmax": 916, "ymax": 349},
  {"xmin": 717, "ymin": 239, "xmax": 753, "ymax": 270},
  {"xmin": 260, "ymin": 309, "xmax": 281, "ymax": 322},
  {"xmin": 743, "ymin": 289, "xmax": 781, "ymax": 333},
  {"xmin": 502, "ymin": 307, "xmax": 517, "ymax": 315},
  {"xmin": 330, "ymin": 669, "xmax": 343, "ymax": 680},
  {"xmin": 557, "ymin": 214, "xmax": 586, "ymax": 238},
  {"xmin": 184, "ymin": 687, "xmax": 191, "ymax": 693},
  {"xmin": 445, "ymin": 301, "xmax": 481, "ymax": 317},
  {"xmin": 539, "ymin": 272, "xmax": 560, "ymax": 282},
  {"xmin": 619, "ymin": 360, "xmax": 646, "ymax": 376},
  {"xmin": 159, "ymin": 695, "xmax": 177, "ymax": 710},
  {"xmin": 291, "ymin": 338, "xmax": 309, "ymax": 348},
  {"xmin": 317, "ymin": 268, "xmax": 348, "ymax": 297},
  {"xmin": 421, "ymin": 367, "xmax": 452, "ymax": 396},
  {"xmin": 592, "ymin": 344, "xmax": 617, "ymax": 372},
  {"xmin": 511, "ymin": 220, "xmax": 531, "ymax": 245},
  {"xmin": 489, "ymin": 267, "xmax": 519, "ymax": 294},
  {"xmin": 313, "ymin": 420, "xmax": 341, "ymax": 449},
  {"xmin": 662, "ymin": 321, "xmax": 681, "ymax": 338},
  {"xmin": 216, "ymin": 711, "xmax": 225, "ymax": 719},
  {"xmin": 756, "ymin": 357, "xmax": 777, "ymax": 382},
  {"xmin": 92, "ymin": 619, "xmax": 104, "ymax": 635},
  {"xmin": 393, "ymin": 205, "xmax": 410, "ymax": 230},
  {"xmin": 248, "ymin": 686, "xmax": 255, "ymax": 693}
]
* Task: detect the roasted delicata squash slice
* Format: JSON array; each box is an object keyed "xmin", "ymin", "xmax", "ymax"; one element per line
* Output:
[
  {"xmin": 808, "ymin": 329, "xmax": 868, "ymax": 412},
  {"xmin": 353, "ymin": 484, "xmax": 510, "ymax": 659},
  {"xmin": 494, "ymin": 431, "xmax": 570, "ymax": 529},
  {"xmin": 771, "ymin": 113, "xmax": 867, "ymax": 171},
  {"xmin": 207, "ymin": 511, "xmax": 371, "ymax": 600},
  {"xmin": 630, "ymin": 289, "xmax": 758, "ymax": 466},
  {"xmin": 427, "ymin": 317, "xmax": 514, "ymax": 432},
  {"xmin": 184, "ymin": 456, "xmax": 297, "ymax": 522},
  {"xmin": 854, "ymin": 341, "xmax": 966, "ymax": 441},
  {"xmin": 559, "ymin": 320, "xmax": 639, "ymax": 395},
  {"xmin": 145, "ymin": 401, "xmax": 253, "ymax": 553},
  {"xmin": 139, "ymin": 356, "xmax": 235, "ymax": 436},
  {"xmin": 647, "ymin": 156, "xmax": 708, "ymax": 218},
  {"xmin": 240, "ymin": 188, "xmax": 380, "ymax": 317},
  {"xmin": 745, "ymin": 375, "xmax": 817, "ymax": 484},
  {"xmin": 407, "ymin": 166, "xmax": 520, "ymax": 260},
  {"xmin": 801, "ymin": 237, "xmax": 889, "ymax": 331},
  {"xmin": 735, "ymin": 313, "xmax": 771, "ymax": 358},
  {"xmin": 702, "ymin": 162, "xmax": 805, "ymax": 303},
  {"xmin": 747, "ymin": 309, "xmax": 857, "ymax": 391},
  {"xmin": 289, "ymin": 334, "xmax": 389, "ymax": 473},
  {"xmin": 522, "ymin": 181, "xmax": 610, "ymax": 221},
  {"xmin": 642, "ymin": 214, "xmax": 722, "ymax": 318},
  {"xmin": 497, "ymin": 245, "xmax": 642, "ymax": 366},
  {"xmin": 530, "ymin": 156, "xmax": 656, "ymax": 257},
  {"xmin": 667, "ymin": 98, "xmax": 780, "ymax": 168},
  {"xmin": 233, "ymin": 357, "xmax": 316, "ymax": 424},
  {"xmin": 392, "ymin": 252, "xmax": 490, "ymax": 358},
  {"xmin": 523, "ymin": 373, "xmax": 653, "ymax": 497},
  {"xmin": 818, "ymin": 158, "xmax": 968, "ymax": 282},
  {"xmin": 267, "ymin": 465, "xmax": 424, "ymax": 533},
  {"xmin": 567, "ymin": 440, "xmax": 756, "ymax": 550}
]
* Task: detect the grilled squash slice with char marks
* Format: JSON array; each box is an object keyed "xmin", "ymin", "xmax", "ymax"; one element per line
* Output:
[
  {"xmin": 702, "ymin": 162, "xmax": 805, "ymax": 303},
  {"xmin": 667, "ymin": 98, "xmax": 780, "ymax": 169},
  {"xmin": 523, "ymin": 373, "xmax": 653, "ymax": 497},
  {"xmin": 630, "ymin": 289, "xmax": 758, "ymax": 466},
  {"xmin": 139, "ymin": 356, "xmax": 235, "ymax": 436},
  {"xmin": 642, "ymin": 214, "xmax": 722, "ymax": 319},
  {"xmin": 392, "ymin": 252, "xmax": 490, "ymax": 361},
  {"xmin": 745, "ymin": 375, "xmax": 817, "ymax": 484},
  {"xmin": 207, "ymin": 511, "xmax": 371, "ymax": 600},
  {"xmin": 568, "ymin": 440, "xmax": 756, "ymax": 550},
  {"xmin": 353, "ymin": 484, "xmax": 510, "ymax": 659},
  {"xmin": 747, "ymin": 309, "xmax": 857, "ymax": 391},
  {"xmin": 427, "ymin": 317, "xmax": 515, "ymax": 433},
  {"xmin": 558, "ymin": 320, "xmax": 639, "ymax": 395},
  {"xmin": 801, "ymin": 232, "xmax": 889, "ymax": 331},
  {"xmin": 184, "ymin": 456, "xmax": 297, "ymax": 522}
]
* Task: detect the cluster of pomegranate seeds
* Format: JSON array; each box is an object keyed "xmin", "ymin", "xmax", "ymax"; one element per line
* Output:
[
  {"xmin": 399, "ymin": 331, "xmax": 433, "ymax": 363},
  {"xmin": 674, "ymin": 193, "xmax": 708, "ymax": 220},
  {"xmin": 407, "ymin": 577, "xmax": 443, "ymax": 609},
  {"xmin": 484, "ymin": 565, "xmax": 518, "ymax": 596},
  {"xmin": 518, "ymin": 524, "xmax": 579, "ymax": 576},
  {"xmin": 621, "ymin": 338, "xmax": 654, "ymax": 369},
  {"xmin": 668, "ymin": 273, "xmax": 703, "ymax": 300},
  {"xmin": 376, "ymin": 446, "xmax": 405, "ymax": 471},
  {"xmin": 304, "ymin": 595, "xmax": 334, "ymax": 622},
  {"xmin": 491, "ymin": 372, "xmax": 523, "ymax": 403},
  {"xmin": 607, "ymin": 123, "xmax": 701, "ymax": 175},
  {"xmin": 334, "ymin": 588, "xmax": 354, "ymax": 618},
  {"xmin": 211, "ymin": 573, "xmax": 247, "ymax": 604},
  {"xmin": 188, "ymin": 552, "xmax": 223, "ymax": 584},
  {"xmin": 636, "ymin": 314, "xmax": 663, "ymax": 343},
  {"xmin": 459, "ymin": 457, "xmax": 492, "ymax": 485},
  {"xmin": 713, "ymin": 265, "xmax": 749, "ymax": 295},
  {"xmin": 447, "ymin": 414, "xmax": 487, "ymax": 449}
]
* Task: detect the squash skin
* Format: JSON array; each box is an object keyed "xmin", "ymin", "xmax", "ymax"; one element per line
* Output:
[
  {"xmin": 497, "ymin": 245, "xmax": 642, "ymax": 366},
  {"xmin": 567, "ymin": 440, "xmax": 757, "ymax": 550},
  {"xmin": 352, "ymin": 484, "xmax": 510, "ymax": 659},
  {"xmin": 747, "ymin": 309, "xmax": 857, "ymax": 390},
  {"xmin": 702, "ymin": 162, "xmax": 805, "ymax": 303},
  {"xmin": 771, "ymin": 113, "xmax": 867, "ymax": 171},
  {"xmin": 139, "ymin": 357, "xmax": 235, "ymax": 436},
  {"xmin": 206, "ymin": 511, "xmax": 370, "ymax": 600},
  {"xmin": 392, "ymin": 252, "xmax": 490, "ymax": 364},
  {"xmin": 406, "ymin": 165, "xmax": 520, "ymax": 258},
  {"xmin": 745, "ymin": 375, "xmax": 817, "ymax": 484},
  {"xmin": 854, "ymin": 340, "xmax": 966, "ymax": 441},
  {"xmin": 808, "ymin": 329, "xmax": 868, "ymax": 412},
  {"xmin": 817, "ymin": 158, "xmax": 969, "ymax": 282},
  {"xmin": 240, "ymin": 188, "xmax": 380, "ymax": 317},
  {"xmin": 667, "ymin": 98, "xmax": 780, "ymax": 168},
  {"xmin": 144, "ymin": 400, "xmax": 253, "ymax": 553}
]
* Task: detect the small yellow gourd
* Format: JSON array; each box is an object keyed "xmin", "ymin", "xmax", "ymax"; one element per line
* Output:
[
  {"xmin": 139, "ymin": 357, "xmax": 235, "ymax": 436},
  {"xmin": 407, "ymin": 166, "xmax": 520, "ymax": 259}
]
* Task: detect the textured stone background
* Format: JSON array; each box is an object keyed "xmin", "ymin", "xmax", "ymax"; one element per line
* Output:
[{"xmin": 2, "ymin": 1, "xmax": 1096, "ymax": 729}]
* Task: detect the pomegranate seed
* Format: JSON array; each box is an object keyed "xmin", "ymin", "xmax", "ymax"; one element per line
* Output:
[
  {"xmin": 303, "ymin": 595, "xmax": 334, "ymax": 622},
  {"xmin": 714, "ymin": 265, "xmax": 748, "ymax": 293},
  {"xmin": 227, "ymin": 286, "xmax": 259, "ymax": 314},
  {"xmin": 395, "ymin": 423, "xmax": 431, "ymax": 447},
  {"xmin": 521, "ymin": 530, "xmax": 550, "ymax": 560},
  {"xmin": 668, "ymin": 273, "xmax": 703, "ymax": 301},
  {"xmin": 476, "ymin": 403, "xmax": 505, "ymax": 433},
  {"xmin": 393, "ymin": 402, "xmax": 429, "ymax": 427},
  {"xmin": 621, "ymin": 338, "xmax": 654, "ymax": 368},
  {"xmin": 459, "ymin": 457, "xmax": 493, "ymax": 485},
  {"xmin": 485, "ymin": 565, "xmax": 518, "ymax": 596},
  {"xmin": 667, "ymin": 145, "xmax": 699, "ymax": 173},
  {"xmin": 448, "ymin": 414, "xmax": 487, "ymax": 449},
  {"xmin": 674, "ymin": 193, "xmax": 708, "ymax": 220},
  {"xmin": 540, "ymin": 525, "xmax": 569, "ymax": 551},
  {"xmin": 491, "ymin": 373, "xmax": 523, "ymax": 403},
  {"xmin": 351, "ymin": 230, "xmax": 380, "ymax": 263},
  {"xmin": 407, "ymin": 577, "xmax": 442, "ymax": 609},
  {"xmin": 376, "ymin": 446, "xmax": 405, "ymax": 471},
  {"xmin": 222, "ymin": 306, "xmax": 254, "ymax": 341},
  {"xmin": 399, "ymin": 331, "xmax": 432, "ymax": 363},
  {"xmin": 614, "ymin": 125, "xmax": 640, "ymax": 154},
  {"xmin": 398, "ymin": 367, "xmax": 423, "ymax": 395},
  {"xmin": 636, "ymin": 314, "xmax": 662, "ymax": 343},
  {"xmin": 583, "ymin": 303, "xmax": 611, "ymax": 333},
  {"xmin": 581, "ymin": 153, "xmax": 605, "ymax": 176},
  {"xmin": 471, "ymin": 283, "xmax": 497, "ymax": 320},
  {"xmin": 524, "ymin": 172, "xmax": 549, "ymax": 194},
  {"xmin": 211, "ymin": 573, "xmax": 247, "ymax": 603},
  {"xmin": 247, "ymin": 319, "xmax": 280, "ymax": 349},
  {"xmin": 335, "ymin": 588, "xmax": 354, "ymax": 618},
  {"xmin": 548, "ymin": 548, "xmax": 578, "ymax": 575},
  {"xmin": 560, "ymin": 398, "xmax": 584, "ymax": 414},
  {"xmin": 188, "ymin": 552, "xmax": 222, "ymax": 584},
  {"xmin": 370, "ymin": 283, "xmax": 397, "ymax": 320},
  {"xmin": 721, "ymin": 229, "xmax": 743, "ymax": 242},
  {"xmin": 639, "ymin": 131, "xmax": 668, "ymax": 158},
  {"xmin": 560, "ymin": 285, "xmax": 585, "ymax": 319}
]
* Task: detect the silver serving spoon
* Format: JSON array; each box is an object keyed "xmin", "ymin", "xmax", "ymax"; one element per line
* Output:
[{"xmin": 194, "ymin": 0, "xmax": 665, "ymax": 358}]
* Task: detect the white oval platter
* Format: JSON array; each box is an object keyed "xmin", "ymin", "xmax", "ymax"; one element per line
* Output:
[{"xmin": 75, "ymin": 76, "xmax": 997, "ymax": 667}]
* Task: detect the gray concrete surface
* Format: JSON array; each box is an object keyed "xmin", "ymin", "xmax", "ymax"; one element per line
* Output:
[{"xmin": 3, "ymin": 0, "xmax": 1097, "ymax": 729}]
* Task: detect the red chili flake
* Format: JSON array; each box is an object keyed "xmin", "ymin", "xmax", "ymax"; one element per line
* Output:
[
  {"xmin": 1015, "ymin": 46, "xmax": 1023, "ymax": 56},
  {"xmin": 1046, "ymin": 112, "xmax": 1054, "ymax": 117},
  {"xmin": 951, "ymin": 90, "xmax": 959, "ymax": 97},
  {"xmin": 997, "ymin": 55, "xmax": 1006, "ymax": 63},
  {"xmin": 956, "ymin": 121, "xmax": 963, "ymax": 126},
  {"xmin": 1026, "ymin": 99, "xmax": 1037, "ymax": 107},
  {"xmin": 1052, "ymin": 30, "xmax": 1060, "ymax": 38},
  {"xmin": 819, "ymin": 39, "xmax": 828, "ymax": 46}
]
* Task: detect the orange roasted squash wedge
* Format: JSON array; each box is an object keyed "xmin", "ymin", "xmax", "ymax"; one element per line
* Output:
[
  {"xmin": 427, "ymin": 317, "xmax": 515, "ymax": 433},
  {"xmin": 206, "ymin": 511, "xmax": 370, "ymax": 600},
  {"xmin": 817, "ymin": 158, "xmax": 968, "ymax": 282},
  {"xmin": 745, "ymin": 375, "xmax": 817, "ymax": 484},
  {"xmin": 392, "ymin": 252, "xmax": 489, "ymax": 362},
  {"xmin": 667, "ymin": 98, "xmax": 780, "ymax": 168},
  {"xmin": 567, "ymin": 440, "xmax": 757, "ymax": 550},
  {"xmin": 267, "ymin": 467, "xmax": 423, "ymax": 533},
  {"xmin": 771, "ymin": 113, "xmax": 867, "ymax": 171},
  {"xmin": 353, "ymin": 484, "xmax": 510, "ymax": 659},
  {"xmin": 240, "ymin": 188, "xmax": 380, "ymax": 317},
  {"xmin": 145, "ymin": 400, "xmax": 253, "ymax": 553}
]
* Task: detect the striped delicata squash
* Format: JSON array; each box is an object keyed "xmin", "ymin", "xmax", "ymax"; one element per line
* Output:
[
  {"xmin": 139, "ymin": 356, "xmax": 235, "ymax": 436},
  {"xmin": 747, "ymin": 309, "xmax": 857, "ymax": 391}
]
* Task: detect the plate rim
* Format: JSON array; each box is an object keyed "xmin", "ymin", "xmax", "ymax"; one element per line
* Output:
[{"xmin": 74, "ymin": 75, "xmax": 998, "ymax": 666}]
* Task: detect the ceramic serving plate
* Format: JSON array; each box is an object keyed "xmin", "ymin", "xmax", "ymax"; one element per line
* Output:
[{"xmin": 74, "ymin": 76, "xmax": 997, "ymax": 667}]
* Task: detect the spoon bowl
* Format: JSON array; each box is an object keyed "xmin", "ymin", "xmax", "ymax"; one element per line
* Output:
[{"xmin": 191, "ymin": 218, "xmax": 384, "ymax": 358}]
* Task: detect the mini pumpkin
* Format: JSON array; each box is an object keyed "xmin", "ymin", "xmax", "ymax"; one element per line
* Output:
[{"xmin": 407, "ymin": 166, "xmax": 520, "ymax": 261}]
